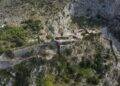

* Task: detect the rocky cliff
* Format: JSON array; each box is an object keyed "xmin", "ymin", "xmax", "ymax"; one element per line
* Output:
[
  {"xmin": 70, "ymin": 0, "xmax": 120, "ymax": 19},
  {"xmin": 0, "ymin": 0, "xmax": 69, "ymax": 26},
  {"xmin": 0, "ymin": 0, "xmax": 120, "ymax": 86},
  {"xmin": 70, "ymin": 0, "xmax": 120, "ymax": 50},
  {"xmin": 3, "ymin": 0, "xmax": 120, "ymax": 39}
]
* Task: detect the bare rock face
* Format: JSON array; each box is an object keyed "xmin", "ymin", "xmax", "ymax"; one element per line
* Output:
[
  {"xmin": 0, "ymin": 0, "xmax": 31, "ymax": 26},
  {"xmin": 69, "ymin": 1, "xmax": 120, "ymax": 86},
  {"xmin": 70, "ymin": 0, "xmax": 99, "ymax": 18},
  {"xmin": 51, "ymin": 4, "xmax": 72, "ymax": 37},
  {"xmin": 70, "ymin": 0, "xmax": 120, "ymax": 19},
  {"xmin": 69, "ymin": 0, "xmax": 120, "ymax": 47}
]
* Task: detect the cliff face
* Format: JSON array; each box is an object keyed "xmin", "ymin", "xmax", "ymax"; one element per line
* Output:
[
  {"xmin": 70, "ymin": 0, "xmax": 120, "ymax": 47},
  {"xmin": 69, "ymin": 1, "xmax": 120, "ymax": 86},
  {"xmin": 70, "ymin": 0, "xmax": 120, "ymax": 19}
]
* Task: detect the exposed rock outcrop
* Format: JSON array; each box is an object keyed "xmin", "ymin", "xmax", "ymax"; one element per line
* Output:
[
  {"xmin": 69, "ymin": 0, "xmax": 120, "ymax": 51},
  {"xmin": 70, "ymin": 0, "xmax": 120, "ymax": 19}
]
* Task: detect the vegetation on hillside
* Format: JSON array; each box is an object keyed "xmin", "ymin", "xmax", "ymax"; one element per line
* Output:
[
  {"xmin": 22, "ymin": 19, "xmax": 43, "ymax": 43},
  {"xmin": 0, "ymin": 0, "xmax": 117, "ymax": 86},
  {"xmin": 0, "ymin": 26, "xmax": 28, "ymax": 54},
  {"xmin": 0, "ymin": 28, "xmax": 114, "ymax": 85}
]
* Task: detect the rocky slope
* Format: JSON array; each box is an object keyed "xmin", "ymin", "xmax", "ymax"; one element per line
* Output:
[
  {"xmin": 0, "ymin": 0, "xmax": 120, "ymax": 86},
  {"xmin": 1, "ymin": 0, "xmax": 120, "ymax": 38},
  {"xmin": 0, "ymin": 0, "xmax": 69, "ymax": 26},
  {"xmin": 70, "ymin": 0, "xmax": 120, "ymax": 42},
  {"xmin": 69, "ymin": 0, "xmax": 120, "ymax": 86},
  {"xmin": 70, "ymin": 0, "xmax": 120, "ymax": 19}
]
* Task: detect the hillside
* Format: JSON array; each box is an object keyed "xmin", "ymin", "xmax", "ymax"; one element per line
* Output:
[
  {"xmin": 0, "ymin": 0, "xmax": 120, "ymax": 86},
  {"xmin": 0, "ymin": 0, "xmax": 69, "ymax": 26}
]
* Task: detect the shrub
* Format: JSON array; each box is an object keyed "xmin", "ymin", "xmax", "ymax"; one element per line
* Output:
[
  {"xmin": 71, "ymin": 14, "xmax": 102, "ymax": 29},
  {"xmin": 4, "ymin": 50, "xmax": 14, "ymax": 59},
  {"xmin": 86, "ymin": 76, "xmax": 99, "ymax": 85},
  {"xmin": 22, "ymin": 19, "xmax": 43, "ymax": 43},
  {"xmin": 13, "ymin": 64, "xmax": 30, "ymax": 86},
  {"xmin": 43, "ymin": 74, "xmax": 55, "ymax": 86},
  {"xmin": 0, "ymin": 69, "xmax": 13, "ymax": 85},
  {"xmin": 0, "ymin": 26, "xmax": 28, "ymax": 47},
  {"xmin": 0, "ymin": 41, "xmax": 11, "ymax": 54},
  {"xmin": 78, "ymin": 68, "xmax": 95, "ymax": 79},
  {"xmin": 64, "ymin": 48, "xmax": 72, "ymax": 56}
]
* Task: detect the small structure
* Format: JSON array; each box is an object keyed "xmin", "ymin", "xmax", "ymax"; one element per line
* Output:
[
  {"xmin": 53, "ymin": 35, "xmax": 77, "ymax": 55},
  {"xmin": 54, "ymin": 36, "xmax": 76, "ymax": 44}
]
